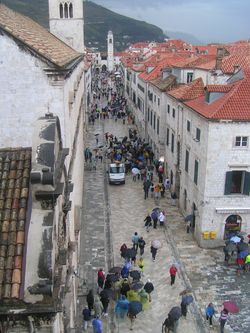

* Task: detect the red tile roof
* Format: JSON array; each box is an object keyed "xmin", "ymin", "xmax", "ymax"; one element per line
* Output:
[
  {"xmin": 221, "ymin": 54, "xmax": 250, "ymax": 74},
  {"xmin": 173, "ymin": 55, "xmax": 216, "ymax": 70},
  {"xmin": 0, "ymin": 5, "xmax": 82, "ymax": 68},
  {"xmin": 185, "ymin": 70, "xmax": 250, "ymax": 120},
  {"xmin": 0, "ymin": 148, "xmax": 31, "ymax": 300},
  {"xmin": 168, "ymin": 78, "xmax": 205, "ymax": 101}
]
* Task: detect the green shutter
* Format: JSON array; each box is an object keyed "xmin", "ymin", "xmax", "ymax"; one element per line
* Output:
[
  {"xmin": 224, "ymin": 171, "xmax": 232, "ymax": 195},
  {"xmin": 243, "ymin": 171, "xmax": 250, "ymax": 195}
]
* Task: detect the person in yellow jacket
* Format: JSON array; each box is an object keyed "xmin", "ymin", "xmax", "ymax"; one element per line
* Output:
[{"xmin": 137, "ymin": 257, "xmax": 145, "ymax": 276}]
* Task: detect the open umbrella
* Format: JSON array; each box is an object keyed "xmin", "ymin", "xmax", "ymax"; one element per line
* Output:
[
  {"xmin": 168, "ymin": 306, "xmax": 182, "ymax": 321},
  {"xmin": 124, "ymin": 248, "xmax": 137, "ymax": 259},
  {"xmin": 128, "ymin": 301, "xmax": 142, "ymax": 316},
  {"xmin": 109, "ymin": 266, "xmax": 122, "ymax": 274},
  {"xmin": 98, "ymin": 145, "xmax": 104, "ymax": 148},
  {"xmin": 106, "ymin": 273, "xmax": 120, "ymax": 283},
  {"xmin": 131, "ymin": 167, "xmax": 140, "ymax": 175},
  {"xmin": 182, "ymin": 294, "xmax": 194, "ymax": 305},
  {"xmin": 94, "ymin": 133, "xmax": 100, "ymax": 136},
  {"xmin": 129, "ymin": 270, "xmax": 141, "ymax": 281},
  {"xmin": 223, "ymin": 301, "xmax": 239, "ymax": 313},
  {"xmin": 185, "ymin": 214, "xmax": 194, "ymax": 222},
  {"xmin": 237, "ymin": 242, "xmax": 249, "ymax": 252},
  {"xmin": 100, "ymin": 288, "xmax": 114, "ymax": 300},
  {"xmin": 230, "ymin": 236, "xmax": 241, "ymax": 243},
  {"xmin": 151, "ymin": 240, "xmax": 161, "ymax": 249},
  {"xmin": 131, "ymin": 281, "xmax": 144, "ymax": 291},
  {"xmin": 239, "ymin": 250, "xmax": 248, "ymax": 259},
  {"xmin": 152, "ymin": 207, "xmax": 161, "ymax": 213}
]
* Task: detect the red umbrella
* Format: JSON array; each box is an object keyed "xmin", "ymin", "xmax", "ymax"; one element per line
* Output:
[
  {"xmin": 223, "ymin": 301, "xmax": 239, "ymax": 313},
  {"xmin": 247, "ymin": 234, "xmax": 250, "ymax": 239}
]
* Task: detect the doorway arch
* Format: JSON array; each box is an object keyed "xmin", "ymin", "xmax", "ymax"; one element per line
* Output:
[{"xmin": 224, "ymin": 214, "xmax": 242, "ymax": 240}]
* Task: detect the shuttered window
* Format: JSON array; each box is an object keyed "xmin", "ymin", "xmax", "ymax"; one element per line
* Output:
[
  {"xmin": 194, "ymin": 160, "xmax": 198, "ymax": 185},
  {"xmin": 224, "ymin": 171, "xmax": 250, "ymax": 195}
]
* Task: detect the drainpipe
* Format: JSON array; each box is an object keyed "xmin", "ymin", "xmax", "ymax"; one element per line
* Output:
[{"xmin": 144, "ymin": 82, "xmax": 148, "ymax": 141}]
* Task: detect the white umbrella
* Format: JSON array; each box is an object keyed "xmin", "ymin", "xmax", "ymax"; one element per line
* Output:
[
  {"xmin": 132, "ymin": 167, "xmax": 140, "ymax": 175},
  {"xmin": 151, "ymin": 240, "xmax": 161, "ymax": 249},
  {"xmin": 114, "ymin": 71, "xmax": 120, "ymax": 75},
  {"xmin": 230, "ymin": 236, "xmax": 241, "ymax": 243}
]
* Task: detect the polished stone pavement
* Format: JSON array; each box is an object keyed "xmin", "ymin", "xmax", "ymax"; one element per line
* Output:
[{"xmin": 77, "ymin": 117, "xmax": 249, "ymax": 333}]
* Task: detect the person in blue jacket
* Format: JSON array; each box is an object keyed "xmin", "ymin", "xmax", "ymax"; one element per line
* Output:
[
  {"xmin": 206, "ymin": 303, "xmax": 215, "ymax": 327},
  {"xmin": 92, "ymin": 315, "xmax": 103, "ymax": 333}
]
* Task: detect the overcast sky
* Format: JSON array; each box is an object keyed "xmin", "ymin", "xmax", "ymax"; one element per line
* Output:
[{"xmin": 92, "ymin": 0, "xmax": 250, "ymax": 43}]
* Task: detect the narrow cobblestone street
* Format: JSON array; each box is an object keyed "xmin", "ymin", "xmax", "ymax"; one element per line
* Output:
[{"xmin": 77, "ymin": 116, "xmax": 250, "ymax": 333}]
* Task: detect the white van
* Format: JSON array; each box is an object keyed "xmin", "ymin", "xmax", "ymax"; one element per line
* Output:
[{"xmin": 108, "ymin": 163, "xmax": 125, "ymax": 185}]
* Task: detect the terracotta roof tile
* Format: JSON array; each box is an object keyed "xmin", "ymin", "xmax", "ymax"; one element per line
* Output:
[
  {"xmin": 0, "ymin": 148, "xmax": 31, "ymax": 300},
  {"xmin": 185, "ymin": 70, "xmax": 250, "ymax": 120},
  {"xmin": 168, "ymin": 78, "xmax": 205, "ymax": 101},
  {"xmin": 0, "ymin": 5, "xmax": 82, "ymax": 68}
]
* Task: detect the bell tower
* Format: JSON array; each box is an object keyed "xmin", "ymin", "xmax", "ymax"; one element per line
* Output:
[
  {"xmin": 107, "ymin": 30, "xmax": 114, "ymax": 72},
  {"xmin": 48, "ymin": 0, "xmax": 84, "ymax": 52}
]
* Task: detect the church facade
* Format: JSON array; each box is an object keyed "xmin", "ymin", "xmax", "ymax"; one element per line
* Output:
[{"xmin": 0, "ymin": 1, "xmax": 86, "ymax": 331}]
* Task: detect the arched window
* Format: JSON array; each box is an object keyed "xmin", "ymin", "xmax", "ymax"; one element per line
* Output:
[
  {"xmin": 69, "ymin": 3, "xmax": 73, "ymax": 18},
  {"xmin": 59, "ymin": 3, "xmax": 63, "ymax": 18},
  {"xmin": 64, "ymin": 3, "xmax": 68, "ymax": 18}
]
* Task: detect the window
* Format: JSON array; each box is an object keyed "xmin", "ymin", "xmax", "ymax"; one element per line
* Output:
[
  {"xmin": 64, "ymin": 3, "xmax": 68, "ymax": 18},
  {"xmin": 132, "ymin": 92, "xmax": 136, "ymax": 104},
  {"xmin": 166, "ymin": 128, "xmax": 169, "ymax": 146},
  {"xmin": 157, "ymin": 118, "xmax": 159, "ymax": 135},
  {"xmin": 153, "ymin": 114, "xmax": 156, "ymax": 130},
  {"xmin": 196, "ymin": 128, "xmax": 201, "ymax": 141},
  {"xmin": 171, "ymin": 133, "xmax": 175, "ymax": 153},
  {"xmin": 235, "ymin": 136, "xmax": 248, "ymax": 147},
  {"xmin": 158, "ymin": 98, "xmax": 160, "ymax": 106},
  {"xmin": 187, "ymin": 72, "xmax": 193, "ymax": 83},
  {"xmin": 69, "ymin": 3, "xmax": 73, "ymax": 18},
  {"xmin": 194, "ymin": 160, "xmax": 199, "ymax": 185},
  {"xmin": 59, "ymin": 3, "xmax": 63, "ymax": 18},
  {"xmin": 138, "ymin": 84, "xmax": 145, "ymax": 93},
  {"xmin": 150, "ymin": 111, "xmax": 153, "ymax": 126},
  {"xmin": 187, "ymin": 120, "xmax": 191, "ymax": 132},
  {"xmin": 154, "ymin": 95, "xmax": 156, "ymax": 103},
  {"xmin": 109, "ymin": 38, "xmax": 112, "ymax": 43},
  {"xmin": 224, "ymin": 171, "xmax": 250, "ymax": 195},
  {"xmin": 172, "ymin": 108, "xmax": 175, "ymax": 118},
  {"xmin": 147, "ymin": 108, "xmax": 150, "ymax": 121},
  {"xmin": 185, "ymin": 150, "xmax": 189, "ymax": 172},
  {"xmin": 167, "ymin": 104, "xmax": 170, "ymax": 113}
]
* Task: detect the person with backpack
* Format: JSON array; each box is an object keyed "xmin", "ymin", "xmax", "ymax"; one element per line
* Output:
[
  {"xmin": 138, "ymin": 237, "xmax": 146, "ymax": 256},
  {"xmin": 82, "ymin": 306, "xmax": 91, "ymax": 331}
]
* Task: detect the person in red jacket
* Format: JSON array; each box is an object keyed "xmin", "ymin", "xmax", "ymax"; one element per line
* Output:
[{"xmin": 169, "ymin": 264, "xmax": 178, "ymax": 286}]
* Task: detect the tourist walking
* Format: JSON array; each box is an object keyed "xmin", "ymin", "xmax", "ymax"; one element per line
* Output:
[
  {"xmin": 169, "ymin": 264, "xmax": 178, "ymax": 286},
  {"xmin": 219, "ymin": 308, "xmax": 229, "ymax": 333},
  {"xmin": 87, "ymin": 289, "xmax": 94, "ymax": 311},
  {"xmin": 138, "ymin": 237, "xmax": 146, "ymax": 256},
  {"xmin": 144, "ymin": 279, "xmax": 154, "ymax": 302},
  {"xmin": 92, "ymin": 315, "xmax": 103, "ymax": 333},
  {"xmin": 144, "ymin": 213, "xmax": 152, "ymax": 232},
  {"xmin": 205, "ymin": 303, "xmax": 215, "ymax": 327},
  {"xmin": 150, "ymin": 244, "xmax": 158, "ymax": 261},
  {"xmin": 132, "ymin": 232, "xmax": 139, "ymax": 251},
  {"xmin": 82, "ymin": 306, "xmax": 91, "ymax": 331}
]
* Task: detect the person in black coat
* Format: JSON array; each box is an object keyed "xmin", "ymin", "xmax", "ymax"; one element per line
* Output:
[
  {"xmin": 144, "ymin": 279, "xmax": 154, "ymax": 302},
  {"xmin": 87, "ymin": 289, "xmax": 94, "ymax": 311}
]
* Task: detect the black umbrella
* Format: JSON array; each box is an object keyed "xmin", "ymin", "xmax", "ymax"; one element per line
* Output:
[
  {"xmin": 124, "ymin": 248, "xmax": 137, "ymax": 259},
  {"xmin": 128, "ymin": 301, "xmax": 142, "ymax": 316},
  {"xmin": 94, "ymin": 133, "xmax": 100, "ymax": 136},
  {"xmin": 144, "ymin": 281, "xmax": 154, "ymax": 294},
  {"xmin": 131, "ymin": 281, "xmax": 144, "ymax": 291},
  {"xmin": 168, "ymin": 306, "xmax": 182, "ymax": 321},
  {"xmin": 100, "ymin": 288, "xmax": 114, "ymax": 300},
  {"xmin": 106, "ymin": 273, "xmax": 120, "ymax": 283},
  {"xmin": 98, "ymin": 145, "xmax": 104, "ymax": 148},
  {"xmin": 109, "ymin": 266, "xmax": 122, "ymax": 274},
  {"xmin": 185, "ymin": 214, "xmax": 194, "ymax": 222},
  {"xmin": 237, "ymin": 242, "xmax": 249, "ymax": 252},
  {"xmin": 129, "ymin": 270, "xmax": 141, "ymax": 281}
]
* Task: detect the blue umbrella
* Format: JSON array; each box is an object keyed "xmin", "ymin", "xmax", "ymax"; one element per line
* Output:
[
  {"xmin": 239, "ymin": 250, "xmax": 248, "ymax": 259},
  {"xmin": 182, "ymin": 295, "xmax": 194, "ymax": 305},
  {"xmin": 128, "ymin": 301, "xmax": 142, "ymax": 315}
]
